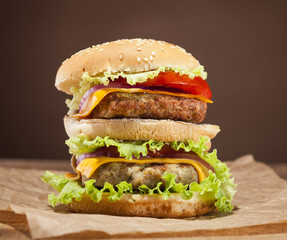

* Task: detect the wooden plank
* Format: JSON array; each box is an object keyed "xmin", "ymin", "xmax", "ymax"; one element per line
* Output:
[
  {"xmin": 0, "ymin": 159, "xmax": 71, "ymax": 172},
  {"xmin": 0, "ymin": 210, "xmax": 287, "ymax": 239},
  {"xmin": 0, "ymin": 212, "xmax": 31, "ymax": 240},
  {"xmin": 0, "ymin": 223, "xmax": 30, "ymax": 240}
]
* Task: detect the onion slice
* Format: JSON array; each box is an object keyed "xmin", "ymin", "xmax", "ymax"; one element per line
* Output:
[
  {"xmin": 77, "ymin": 152, "xmax": 117, "ymax": 165},
  {"xmin": 159, "ymin": 153, "xmax": 214, "ymax": 172}
]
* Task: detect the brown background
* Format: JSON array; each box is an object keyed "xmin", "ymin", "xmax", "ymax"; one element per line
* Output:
[{"xmin": 1, "ymin": 0, "xmax": 287, "ymax": 163}]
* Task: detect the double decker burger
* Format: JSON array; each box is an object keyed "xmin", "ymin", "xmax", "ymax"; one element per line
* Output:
[{"xmin": 42, "ymin": 39, "xmax": 236, "ymax": 218}]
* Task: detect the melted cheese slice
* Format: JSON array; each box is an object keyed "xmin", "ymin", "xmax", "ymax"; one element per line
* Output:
[
  {"xmin": 76, "ymin": 157, "xmax": 209, "ymax": 183},
  {"xmin": 71, "ymin": 88, "xmax": 213, "ymax": 118}
]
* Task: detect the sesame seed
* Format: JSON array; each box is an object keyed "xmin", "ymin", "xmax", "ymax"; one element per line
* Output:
[
  {"xmin": 125, "ymin": 68, "xmax": 130, "ymax": 71},
  {"xmin": 149, "ymin": 56, "xmax": 153, "ymax": 61},
  {"xmin": 88, "ymin": 52, "xmax": 94, "ymax": 55},
  {"xmin": 92, "ymin": 45, "xmax": 96, "ymax": 47},
  {"xmin": 119, "ymin": 54, "xmax": 123, "ymax": 60},
  {"xmin": 150, "ymin": 39, "xmax": 155, "ymax": 43},
  {"xmin": 136, "ymin": 43, "xmax": 141, "ymax": 47},
  {"xmin": 137, "ymin": 57, "xmax": 141, "ymax": 63},
  {"xmin": 160, "ymin": 47, "xmax": 164, "ymax": 51},
  {"xmin": 137, "ymin": 48, "xmax": 142, "ymax": 51},
  {"xmin": 143, "ymin": 57, "xmax": 149, "ymax": 62},
  {"xmin": 119, "ymin": 42, "xmax": 124, "ymax": 45},
  {"xmin": 99, "ymin": 49, "xmax": 103, "ymax": 52},
  {"xmin": 152, "ymin": 51, "xmax": 155, "ymax": 56}
]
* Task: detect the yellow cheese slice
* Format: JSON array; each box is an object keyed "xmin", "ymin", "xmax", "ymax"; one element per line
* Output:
[
  {"xmin": 71, "ymin": 88, "xmax": 213, "ymax": 118},
  {"xmin": 76, "ymin": 157, "xmax": 209, "ymax": 183}
]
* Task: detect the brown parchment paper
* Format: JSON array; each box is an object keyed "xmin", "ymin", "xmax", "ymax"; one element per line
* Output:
[{"xmin": 0, "ymin": 155, "xmax": 287, "ymax": 239}]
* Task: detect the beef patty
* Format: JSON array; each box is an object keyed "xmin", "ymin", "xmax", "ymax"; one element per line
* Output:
[
  {"xmin": 91, "ymin": 92, "xmax": 207, "ymax": 123},
  {"xmin": 82, "ymin": 162, "xmax": 199, "ymax": 190}
]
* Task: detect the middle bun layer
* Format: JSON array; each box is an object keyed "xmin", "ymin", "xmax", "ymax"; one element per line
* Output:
[{"xmin": 64, "ymin": 117, "xmax": 220, "ymax": 146}]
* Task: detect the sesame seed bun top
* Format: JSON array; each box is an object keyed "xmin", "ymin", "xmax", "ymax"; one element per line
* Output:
[{"xmin": 55, "ymin": 39, "xmax": 201, "ymax": 94}]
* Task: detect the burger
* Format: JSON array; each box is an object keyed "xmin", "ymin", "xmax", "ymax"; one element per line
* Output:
[{"xmin": 42, "ymin": 39, "xmax": 236, "ymax": 218}]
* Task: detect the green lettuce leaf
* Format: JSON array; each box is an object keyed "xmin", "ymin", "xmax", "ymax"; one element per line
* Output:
[
  {"xmin": 66, "ymin": 135, "xmax": 107, "ymax": 156},
  {"xmin": 139, "ymin": 172, "xmax": 189, "ymax": 200},
  {"xmin": 66, "ymin": 65, "xmax": 207, "ymax": 113},
  {"xmin": 41, "ymin": 171, "xmax": 85, "ymax": 207},
  {"xmin": 66, "ymin": 135, "xmax": 165, "ymax": 160},
  {"xmin": 85, "ymin": 180, "xmax": 133, "ymax": 202},
  {"xmin": 65, "ymin": 86, "xmax": 83, "ymax": 115}
]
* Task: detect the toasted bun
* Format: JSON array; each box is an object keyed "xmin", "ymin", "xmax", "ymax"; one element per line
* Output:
[
  {"xmin": 64, "ymin": 117, "xmax": 220, "ymax": 147},
  {"xmin": 56, "ymin": 39, "xmax": 200, "ymax": 94},
  {"xmin": 69, "ymin": 192, "xmax": 215, "ymax": 218}
]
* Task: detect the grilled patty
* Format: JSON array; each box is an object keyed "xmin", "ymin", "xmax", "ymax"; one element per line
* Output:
[
  {"xmin": 82, "ymin": 162, "xmax": 199, "ymax": 190},
  {"xmin": 91, "ymin": 92, "xmax": 207, "ymax": 123}
]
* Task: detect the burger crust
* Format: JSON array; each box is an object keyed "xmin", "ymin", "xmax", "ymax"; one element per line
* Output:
[
  {"xmin": 55, "ymin": 39, "xmax": 200, "ymax": 94},
  {"xmin": 64, "ymin": 117, "xmax": 220, "ymax": 147},
  {"xmin": 69, "ymin": 192, "xmax": 215, "ymax": 218}
]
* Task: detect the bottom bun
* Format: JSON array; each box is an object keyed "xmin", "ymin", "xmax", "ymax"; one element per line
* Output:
[{"xmin": 68, "ymin": 192, "xmax": 215, "ymax": 218}]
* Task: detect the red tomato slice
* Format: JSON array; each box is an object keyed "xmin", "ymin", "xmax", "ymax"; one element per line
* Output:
[{"xmin": 137, "ymin": 71, "xmax": 212, "ymax": 99}]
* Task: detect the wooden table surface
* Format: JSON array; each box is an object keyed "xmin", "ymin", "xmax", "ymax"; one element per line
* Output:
[{"xmin": 0, "ymin": 159, "xmax": 287, "ymax": 240}]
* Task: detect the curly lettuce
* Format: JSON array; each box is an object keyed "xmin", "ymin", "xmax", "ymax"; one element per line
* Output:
[
  {"xmin": 44, "ymin": 136, "xmax": 236, "ymax": 213},
  {"xmin": 65, "ymin": 135, "xmax": 212, "ymax": 160},
  {"xmin": 66, "ymin": 65, "xmax": 207, "ymax": 113},
  {"xmin": 42, "ymin": 171, "xmax": 213, "ymax": 207},
  {"xmin": 66, "ymin": 135, "xmax": 165, "ymax": 160},
  {"xmin": 41, "ymin": 171, "xmax": 85, "ymax": 207}
]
